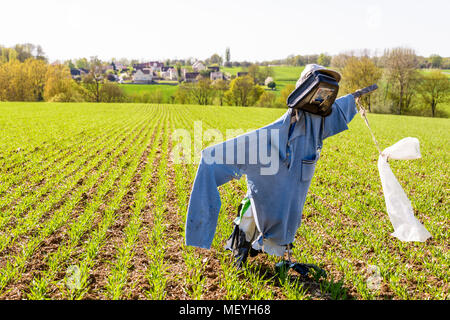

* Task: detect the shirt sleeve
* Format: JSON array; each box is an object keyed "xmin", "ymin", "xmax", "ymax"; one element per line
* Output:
[
  {"xmin": 323, "ymin": 94, "xmax": 357, "ymax": 139},
  {"xmin": 185, "ymin": 144, "xmax": 243, "ymax": 249}
]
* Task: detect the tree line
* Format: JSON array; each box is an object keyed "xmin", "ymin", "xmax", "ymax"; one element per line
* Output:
[
  {"xmin": 0, "ymin": 45, "xmax": 127, "ymax": 103},
  {"xmin": 336, "ymin": 48, "xmax": 449, "ymax": 117},
  {"xmin": 0, "ymin": 44, "xmax": 449, "ymax": 117}
]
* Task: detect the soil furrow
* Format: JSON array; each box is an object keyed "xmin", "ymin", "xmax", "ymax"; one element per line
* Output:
[{"xmin": 82, "ymin": 123, "xmax": 161, "ymax": 299}]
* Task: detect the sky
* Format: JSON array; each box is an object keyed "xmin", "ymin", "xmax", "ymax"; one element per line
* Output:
[{"xmin": 1, "ymin": 0, "xmax": 449, "ymax": 63}]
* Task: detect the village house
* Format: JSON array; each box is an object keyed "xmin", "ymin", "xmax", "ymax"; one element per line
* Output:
[
  {"xmin": 113, "ymin": 62, "xmax": 128, "ymax": 72},
  {"xmin": 183, "ymin": 70, "xmax": 200, "ymax": 83},
  {"xmin": 149, "ymin": 61, "xmax": 164, "ymax": 72},
  {"xmin": 133, "ymin": 61, "xmax": 164, "ymax": 71},
  {"xmin": 161, "ymin": 66, "xmax": 178, "ymax": 81},
  {"xmin": 70, "ymin": 68, "xmax": 88, "ymax": 80},
  {"xmin": 210, "ymin": 71, "xmax": 224, "ymax": 81},
  {"xmin": 264, "ymin": 76, "xmax": 274, "ymax": 86},
  {"xmin": 118, "ymin": 72, "xmax": 131, "ymax": 83},
  {"xmin": 192, "ymin": 61, "xmax": 206, "ymax": 72},
  {"xmin": 208, "ymin": 66, "xmax": 220, "ymax": 72},
  {"xmin": 133, "ymin": 68, "xmax": 154, "ymax": 84}
]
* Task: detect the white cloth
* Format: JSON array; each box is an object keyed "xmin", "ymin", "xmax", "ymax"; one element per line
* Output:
[{"xmin": 378, "ymin": 137, "xmax": 432, "ymax": 242}]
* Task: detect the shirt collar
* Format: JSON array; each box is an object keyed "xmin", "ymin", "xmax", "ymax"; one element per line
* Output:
[{"xmin": 277, "ymin": 109, "xmax": 306, "ymax": 161}]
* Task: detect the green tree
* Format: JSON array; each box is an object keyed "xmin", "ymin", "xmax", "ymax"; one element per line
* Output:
[
  {"xmin": 247, "ymin": 64, "xmax": 274, "ymax": 85},
  {"xmin": 0, "ymin": 58, "xmax": 47, "ymax": 101},
  {"xmin": 206, "ymin": 53, "xmax": 223, "ymax": 66},
  {"xmin": 25, "ymin": 58, "xmax": 48, "ymax": 101},
  {"xmin": 176, "ymin": 63, "xmax": 182, "ymax": 83},
  {"xmin": 44, "ymin": 64, "xmax": 84, "ymax": 102},
  {"xmin": 187, "ymin": 78, "xmax": 215, "ymax": 105},
  {"xmin": 224, "ymin": 75, "xmax": 264, "ymax": 106},
  {"xmin": 277, "ymin": 84, "xmax": 295, "ymax": 106},
  {"xmin": 225, "ymin": 47, "xmax": 231, "ymax": 67},
  {"xmin": 0, "ymin": 46, "xmax": 18, "ymax": 64},
  {"xmin": 65, "ymin": 59, "xmax": 75, "ymax": 69},
  {"xmin": 429, "ymin": 54, "xmax": 442, "ymax": 68},
  {"xmin": 0, "ymin": 60, "xmax": 26, "ymax": 100},
  {"xmin": 267, "ymin": 81, "xmax": 276, "ymax": 90},
  {"xmin": 341, "ymin": 56, "xmax": 382, "ymax": 112},
  {"xmin": 81, "ymin": 57, "xmax": 104, "ymax": 102},
  {"xmin": 14, "ymin": 43, "xmax": 35, "ymax": 62},
  {"xmin": 247, "ymin": 64, "xmax": 260, "ymax": 84},
  {"xmin": 75, "ymin": 57, "xmax": 89, "ymax": 70},
  {"xmin": 331, "ymin": 53, "xmax": 353, "ymax": 70},
  {"xmin": 212, "ymin": 79, "xmax": 229, "ymax": 106},
  {"xmin": 99, "ymin": 82, "xmax": 126, "ymax": 102},
  {"xmin": 257, "ymin": 91, "xmax": 277, "ymax": 108},
  {"xmin": 317, "ymin": 53, "xmax": 332, "ymax": 67},
  {"xmin": 417, "ymin": 70, "xmax": 450, "ymax": 117},
  {"xmin": 174, "ymin": 83, "xmax": 191, "ymax": 104}
]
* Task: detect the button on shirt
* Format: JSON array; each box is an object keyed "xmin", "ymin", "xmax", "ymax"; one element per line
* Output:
[{"xmin": 185, "ymin": 94, "xmax": 357, "ymax": 249}]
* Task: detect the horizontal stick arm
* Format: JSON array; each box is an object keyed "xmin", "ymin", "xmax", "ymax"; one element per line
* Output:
[{"xmin": 352, "ymin": 84, "xmax": 378, "ymax": 98}]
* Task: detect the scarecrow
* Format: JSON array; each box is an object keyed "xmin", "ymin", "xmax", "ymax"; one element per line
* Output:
[{"xmin": 184, "ymin": 64, "xmax": 430, "ymax": 274}]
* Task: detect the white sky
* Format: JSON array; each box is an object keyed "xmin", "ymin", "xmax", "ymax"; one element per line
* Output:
[{"xmin": 1, "ymin": 0, "xmax": 449, "ymax": 62}]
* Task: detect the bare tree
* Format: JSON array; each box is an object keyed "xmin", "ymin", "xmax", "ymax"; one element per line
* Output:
[
  {"xmin": 383, "ymin": 47, "xmax": 419, "ymax": 115},
  {"xmin": 82, "ymin": 57, "xmax": 103, "ymax": 102}
]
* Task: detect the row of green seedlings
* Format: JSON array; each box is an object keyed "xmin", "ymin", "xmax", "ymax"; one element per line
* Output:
[
  {"xmin": 0, "ymin": 113, "xmax": 142, "ymax": 235},
  {"xmin": 26, "ymin": 109, "xmax": 161, "ymax": 299},
  {"xmin": 169, "ymin": 110, "xmax": 207, "ymax": 300},
  {"xmin": 0, "ymin": 114, "xmax": 151, "ymax": 254},
  {"xmin": 143, "ymin": 113, "xmax": 172, "ymax": 300},
  {"xmin": 104, "ymin": 114, "xmax": 167, "ymax": 299},
  {"xmin": 63, "ymin": 112, "xmax": 163, "ymax": 300},
  {"xmin": 0, "ymin": 111, "xmax": 137, "ymax": 212},
  {"xmin": 0, "ymin": 133, "xmax": 86, "ymax": 198},
  {"xmin": 0, "ymin": 112, "xmax": 154, "ymax": 297}
]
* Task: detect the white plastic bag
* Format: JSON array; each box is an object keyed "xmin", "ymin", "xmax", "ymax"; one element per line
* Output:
[{"xmin": 378, "ymin": 137, "xmax": 432, "ymax": 242}]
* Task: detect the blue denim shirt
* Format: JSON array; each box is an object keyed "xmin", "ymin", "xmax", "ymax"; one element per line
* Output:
[{"xmin": 185, "ymin": 94, "xmax": 357, "ymax": 249}]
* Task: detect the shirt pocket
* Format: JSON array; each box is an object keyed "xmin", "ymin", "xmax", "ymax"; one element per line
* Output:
[{"xmin": 301, "ymin": 158, "xmax": 317, "ymax": 182}]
